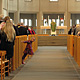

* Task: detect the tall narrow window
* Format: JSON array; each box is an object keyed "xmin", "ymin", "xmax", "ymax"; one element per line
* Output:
[
  {"xmin": 36, "ymin": 19, "xmax": 37, "ymax": 26},
  {"xmin": 76, "ymin": 19, "xmax": 79, "ymax": 24},
  {"xmin": 50, "ymin": 0, "xmax": 58, "ymax": 1},
  {"xmin": 25, "ymin": 19, "xmax": 27, "ymax": 26},
  {"xmin": 56, "ymin": 19, "xmax": 59, "ymax": 26},
  {"xmin": 49, "ymin": 19, "xmax": 51, "ymax": 26},
  {"xmin": 76, "ymin": 0, "xmax": 80, "ymax": 1},
  {"xmin": 70, "ymin": 19, "xmax": 72, "ymax": 27},
  {"xmin": 21, "ymin": 19, "xmax": 24, "ymax": 23},
  {"xmin": 29, "ymin": 19, "xmax": 32, "ymax": 26},
  {"xmin": 61, "ymin": 19, "xmax": 64, "ymax": 26},
  {"xmin": 24, "ymin": 0, "xmax": 32, "ymax": 2},
  {"xmin": 44, "ymin": 19, "xmax": 47, "ymax": 26},
  {"xmin": 10, "ymin": 19, "xmax": 12, "ymax": 21}
]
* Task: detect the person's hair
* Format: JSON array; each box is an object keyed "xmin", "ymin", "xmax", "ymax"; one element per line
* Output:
[
  {"xmin": 17, "ymin": 23, "xmax": 20, "ymax": 26},
  {"xmin": 3, "ymin": 16, "xmax": 10, "ymax": 22},
  {"xmin": 2, "ymin": 19, "xmax": 16, "ymax": 42},
  {"xmin": 20, "ymin": 23, "xmax": 24, "ymax": 26}
]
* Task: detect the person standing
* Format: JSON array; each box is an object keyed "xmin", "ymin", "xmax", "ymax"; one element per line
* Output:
[
  {"xmin": 2, "ymin": 17, "xmax": 16, "ymax": 60},
  {"xmin": 18, "ymin": 23, "xmax": 27, "ymax": 35}
]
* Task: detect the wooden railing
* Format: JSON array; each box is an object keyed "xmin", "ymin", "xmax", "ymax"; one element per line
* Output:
[
  {"xmin": 67, "ymin": 35, "xmax": 80, "ymax": 66},
  {"xmin": 13, "ymin": 34, "xmax": 38, "ymax": 71}
]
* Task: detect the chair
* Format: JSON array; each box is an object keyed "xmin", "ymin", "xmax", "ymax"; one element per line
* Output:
[
  {"xmin": 5, "ymin": 59, "xmax": 9, "ymax": 76},
  {"xmin": 0, "ymin": 51, "xmax": 9, "ymax": 80},
  {"xmin": 0, "ymin": 51, "xmax": 6, "ymax": 80}
]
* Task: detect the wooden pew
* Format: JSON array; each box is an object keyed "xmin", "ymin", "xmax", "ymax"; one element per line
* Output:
[
  {"xmin": 74, "ymin": 35, "xmax": 77, "ymax": 62},
  {"xmin": 13, "ymin": 34, "xmax": 38, "ymax": 71},
  {"xmin": 77, "ymin": 36, "xmax": 80, "ymax": 66},
  {"xmin": 13, "ymin": 36, "xmax": 19, "ymax": 71},
  {"xmin": 67, "ymin": 35, "xmax": 74, "ymax": 56}
]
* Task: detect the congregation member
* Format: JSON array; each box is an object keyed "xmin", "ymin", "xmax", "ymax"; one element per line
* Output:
[
  {"xmin": 13, "ymin": 24, "xmax": 19, "ymax": 36},
  {"xmin": 18, "ymin": 23, "xmax": 27, "ymax": 35},
  {"xmin": 31, "ymin": 27, "xmax": 35, "ymax": 34},
  {"xmin": 68, "ymin": 25, "xmax": 76, "ymax": 35},
  {"xmin": 27, "ymin": 26, "xmax": 35, "ymax": 35},
  {"xmin": 1, "ymin": 16, "xmax": 16, "ymax": 60},
  {"xmin": 73, "ymin": 24, "xmax": 80, "ymax": 35}
]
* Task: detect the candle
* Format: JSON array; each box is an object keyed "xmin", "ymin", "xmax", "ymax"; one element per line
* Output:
[
  {"xmin": 58, "ymin": 15, "xmax": 59, "ymax": 19},
  {"xmin": 42, "ymin": 16, "xmax": 43, "ymax": 20},
  {"xmin": 64, "ymin": 15, "xmax": 65, "ymax": 20}
]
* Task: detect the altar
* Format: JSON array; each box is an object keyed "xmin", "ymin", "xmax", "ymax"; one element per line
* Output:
[
  {"xmin": 40, "ymin": 26, "xmax": 51, "ymax": 34},
  {"xmin": 40, "ymin": 26, "xmax": 68, "ymax": 35}
]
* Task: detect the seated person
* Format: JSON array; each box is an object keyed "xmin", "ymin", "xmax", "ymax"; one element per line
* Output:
[
  {"xmin": 68, "ymin": 25, "xmax": 76, "ymax": 35},
  {"xmin": 73, "ymin": 24, "xmax": 80, "ymax": 35},
  {"xmin": 31, "ymin": 27, "xmax": 35, "ymax": 34},
  {"xmin": 18, "ymin": 23, "xmax": 27, "ymax": 35}
]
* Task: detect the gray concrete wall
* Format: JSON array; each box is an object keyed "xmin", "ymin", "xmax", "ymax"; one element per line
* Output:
[
  {"xmin": 19, "ymin": 0, "xmax": 39, "ymax": 13},
  {"xmin": 8, "ymin": 0, "xmax": 80, "ymax": 34},
  {"xmin": 9, "ymin": 0, "xmax": 17, "ymax": 12},
  {"xmin": 68, "ymin": 0, "xmax": 80, "ymax": 13}
]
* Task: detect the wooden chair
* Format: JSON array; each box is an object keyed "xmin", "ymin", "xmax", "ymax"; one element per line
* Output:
[
  {"xmin": 0, "ymin": 51, "xmax": 6, "ymax": 80},
  {"xmin": 0, "ymin": 51, "xmax": 9, "ymax": 80},
  {"xmin": 5, "ymin": 59, "xmax": 9, "ymax": 76}
]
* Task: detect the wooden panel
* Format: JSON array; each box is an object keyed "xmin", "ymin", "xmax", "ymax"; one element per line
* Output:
[
  {"xmin": 74, "ymin": 36, "xmax": 77, "ymax": 62},
  {"xmin": 38, "ymin": 34, "xmax": 49, "ymax": 36},
  {"xmin": 69, "ymin": 35, "xmax": 74, "ymax": 56},
  {"xmin": 13, "ymin": 35, "xmax": 38, "ymax": 71},
  {"xmin": 67, "ymin": 35, "xmax": 74, "ymax": 56},
  {"xmin": 77, "ymin": 37, "xmax": 80, "ymax": 66},
  {"xmin": 38, "ymin": 36, "xmax": 67, "ymax": 46}
]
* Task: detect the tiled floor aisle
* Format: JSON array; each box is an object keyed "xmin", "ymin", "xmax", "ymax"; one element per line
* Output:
[{"xmin": 12, "ymin": 46, "xmax": 80, "ymax": 80}]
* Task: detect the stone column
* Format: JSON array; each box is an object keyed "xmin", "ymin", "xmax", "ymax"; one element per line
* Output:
[
  {"xmin": 37, "ymin": 12, "xmax": 43, "ymax": 34},
  {"xmin": 14, "ymin": 0, "xmax": 20, "ymax": 24},
  {"xmin": 32, "ymin": 14, "xmax": 36, "ymax": 27},
  {"xmin": 0, "ymin": 0, "xmax": 3, "ymax": 15},
  {"xmin": 64, "ymin": 12, "xmax": 71, "ymax": 31},
  {"xmin": 64, "ymin": 0, "xmax": 71, "ymax": 32}
]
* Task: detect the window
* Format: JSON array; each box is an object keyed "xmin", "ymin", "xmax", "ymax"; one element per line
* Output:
[
  {"xmin": 21, "ymin": 19, "xmax": 24, "ymax": 23},
  {"xmin": 29, "ymin": 19, "xmax": 32, "ymax": 26},
  {"xmin": 49, "ymin": 19, "xmax": 51, "ymax": 26},
  {"xmin": 24, "ymin": 0, "xmax": 32, "ymax": 2},
  {"xmin": 76, "ymin": 19, "xmax": 79, "ymax": 24},
  {"xmin": 10, "ymin": 19, "xmax": 12, "ymax": 21},
  {"xmin": 56, "ymin": 19, "xmax": 59, "ymax": 26},
  {"xmin": 61, "ymin": 19, "xmax": 64, "ymax": 26},
  {"xmin": 36, "ymin": 19, "xmax": 37, "ymax": 26},
  {"xmin": 70, "ymin": 19, "xmax": 72, "ymax": 27},
  {"xmin": 24, "ymin": 19, "xmax": 27, "ymax": 26},
  {"xmin": 44, "ymin": 19, "xmax": 48, "ymax": 26},
  {"xmin": 76, "ymin": 0, "xmax": 80, "ymax": 1},
  {"xmin": 50, "ymin": 0, "xmax": 58, "ymax": 1}
]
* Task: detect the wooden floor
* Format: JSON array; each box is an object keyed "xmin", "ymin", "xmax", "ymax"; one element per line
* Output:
[{"xmin": 6, "ymin": 46, "xmax": 80, "ymax": 80}]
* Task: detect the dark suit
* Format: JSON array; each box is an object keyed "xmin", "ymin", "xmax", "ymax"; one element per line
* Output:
[
  {"xmin": 13, "ymin": 25, "xmax": 19, "ymax": 36},
  {"xmin": 18, "ymin": 26, "xmax": 27, "ymax": 35}
]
